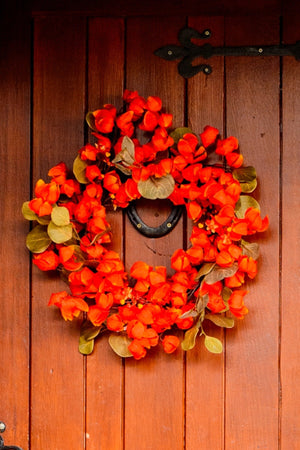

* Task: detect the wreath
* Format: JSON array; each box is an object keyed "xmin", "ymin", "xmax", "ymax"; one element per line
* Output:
[{"xmin": 23, "ymin": 90, "xmax": 268, "ymax": 360}]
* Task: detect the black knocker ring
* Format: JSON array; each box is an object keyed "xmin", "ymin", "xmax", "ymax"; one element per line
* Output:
[{"xmin": 126, "ymin": 202, "xmax": 183, "ymax": 238}]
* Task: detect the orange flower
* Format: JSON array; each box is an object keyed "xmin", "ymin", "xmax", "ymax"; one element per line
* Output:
[
  {"xmin": 171, "ymin": 249, "xmax": 191, "ymax": 272},
  {"xmin": 238, "ymin": 256, "xmax": 257, "ymax": 279},
  {"xmin": 103, "ymin": 171, "xmax": 121, "ymax": 193},
  {"xmin": 162, "ymin": 335, "xmax": 180, "ymax": 354},
  {"xmin": 88, "ymin": 305, "xmax": 109, "ymax": 326},
  {"xmin": 48, "ymin": 162, "xmax": 67, "ymax": 185},
  {"xmin": 130, "ymin": 261, "xmax": 152, "ymax": 280},
  {"xmin": 93, "ymin": 105, "xmax": 116, "ymax": 134},
  {"xmin": 59, "ymin": 245, "xmax": 83, "ymax": 271},
  {"xmin": 228, "ymin": 290, "xmax": 248, "ymax": 318},
  {"xmin": 49, "ymin": 291, "xmax": 89, "ymax": 321},
  {"xmin": 106, "ymin": 313, "xmax": 124, "ymax": 331},
  {"xmin": 128, "ymin": 339, "xmax": 147, "ymax": 359},
  {"xmin": 200, "ymin": 125, "xmax": 219, "ymax": 147},
  {"xmin": 33, "ymin": 249, "xmax": 59, "ymax": 271}
]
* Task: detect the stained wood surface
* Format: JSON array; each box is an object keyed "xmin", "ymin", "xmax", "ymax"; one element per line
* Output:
[
  {"xmin": 0, "ymin": 6, "xmax": 299, "ymax": 450},
  {"xmin": 224, "ymin": 16, "xmax": 280, "ymax": 449},
  {"xmin": 31, "ymin": 16, "xmax": 86, "ymax": 449},
  {"xmin": 281, "ymin": 14, "xmax": 300, "ymax": 450}
]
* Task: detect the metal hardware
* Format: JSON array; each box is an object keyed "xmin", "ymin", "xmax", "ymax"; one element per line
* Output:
[
  {"xmin": 0, "ymin": 423, "xmax": 23, "ymax": 450},
  {"xmin": 154, "ymin": 27, "xmax": 300, "ymax": 78},
  {"xmin": 126, "ymin": 202, "xmax": 183, "ymax": 238}
]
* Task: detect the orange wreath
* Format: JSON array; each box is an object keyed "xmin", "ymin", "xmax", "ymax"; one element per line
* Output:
[{"xmin": 23, "ymin": 90, "xmax": 268, "ymax": 360}]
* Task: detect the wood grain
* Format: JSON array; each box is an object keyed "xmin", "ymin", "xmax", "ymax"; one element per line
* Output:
[
  {"xmin": 280, "ymin": 13, "xmax": 300, "ymax": 450},
  {"xmin": 85, "ymin": 18, "xmax": 124, "ymax": 450},
  {"xmin": 0, "ymin": 2, "xmax": 31, "ymax": 449},
  {"xmin": 225, "ymin": 16, "xmax": 280, "ymax": 449},
  {"xmin": 31, "ymin": 16, "xmax": 86, "ymax": 449}
]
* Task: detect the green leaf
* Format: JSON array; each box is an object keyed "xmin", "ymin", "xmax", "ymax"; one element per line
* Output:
[
  {"xmin": 36, "ymin": 215, "xmax": 51, "ymax": 225},
  {"xmin": 85, "ymin": 111, "xmax": 97, "ymax": 131},
  {"xmin": 26, "ymin": 224, "xmax": 51, "ymax": 253},
  {"xmin": 205, "ymin": 314, "xmax": 234, "ymax": 328},
  {"xmin": 47, "ymin": 221, "xmax": 73, "ymax": 244},
  {"xmin": 241, "ymin": 239, "xmax": 260, "ymax": 260},
  {"xmin": 79, "ymin": 337, "xmax": 95, "ymax": 355},
  {"xmin": 235, "ymin": 195, "xmax": 260, "ymax": 219},
  {"xmin": 195, "ymin": 262, "xmax": 216, "ymax": 281},
  {"xmin": 73, "ymin": 155, "xmax": 89, "ymax": 184},
  {"xmin": 179, "ymin": 308, "xmax": 199, "ymax": 319},
  {"xmin": 22, "ymin": 201, "xmax": 38, "ymax": 221},
  {"xmin": 204, "ymin": 335, "xmax": 223, "ymax": 354},
  {"xmin": 181, "ymin": 324, "xmax": 200, "ymax": 351},
  {"xmin": 240, "ymin": 178, "xmax": 258, "ymax": 193},
  {"xmin": 80, "ymin": 320, "xmax": 101, "ymax": 341},
  {"xmin": 138, "ymin": 174, "xmax": 175, "ymax": 200},
  {"xmin": 108, "ymin": 334, "xmax": 133, "ymax": 358},
  {"xmin": 204, "ymin": 263, "xmax": 238, "ymax": 285},
  {"xmin": 51, "ymin": 205, "xmax": 70, "ymax": 226},
  {"xmin": 170, "ymin": 127, "xmax": 196, "ymax": 144},
  {"xmin": 233, "ymin": 166, "xmax": 256, "ymax": 183}
]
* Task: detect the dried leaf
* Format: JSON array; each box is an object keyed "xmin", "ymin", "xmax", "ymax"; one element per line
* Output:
[
  {"xmin": 196, "ymin": 293, "xmax": 209, "ymax": 313},
  {"xmin": 235, "ymin": 195, "xmax": 260, "ymax": 219},
  {"xmin": 181, "ymin": 324, "xmax": 200, "ymax": 351},
  {"xmin": 195, "ymin": 262, "xmax": 216, "ymax": 281},
  {"xmin": 222, "ymin": 286, "xmax": 232, "ymax": 302},
  {"xmin": 26, "ymin": 224, "xmax": 51, "ymax": 253},
  {"xmin": 204, "ymin": 335, "xmax": 223, "ymax": 354},
  {"xmin": 22, "ymin": 201, "xmax": 38, "ymax": 221},
  {"xmin": 47, "ymin": 221, "xmax": 73, "ymax": 244},
  {"xmin": 170, "ymin": 127, "xmax": 196, "ymax": 144},
  {"xmin": 138, "ymin": 174, "xmax": 175, "ymax": 200},
  {"xmin": 37, "ymin": 215, "xmax": 51, "ymax": 225},
  {"xmin": 108, "ymin": 334, "xmax": 133, "ymax": 358},
  {"xmin": 205, "ymin": 314, "xmax": 234, "ymax": 328},
  {"xmin": 241, "ymin": 239, "xmax": 260, "ymax": 260},
  {"xmin": 204, "ymin": 263, "xmax": 238, "ymax": 285},
  {"xmin": 51, "ymin": 205, "xmax": 70, "ymax": 226},
  {"xmin": 179, "ymin": 309, "xmax": 199, "ymax": 319},
  {"xmin": 73, "ymin": 155, "xmax": 88, "ymax": 184},
  {"xmin": 233, "ymin": 166, "xmax": 256, "ymax": 182},
  {"xmin": 112, "ymin": 136, "xmax": 135, "ymax": 168}
]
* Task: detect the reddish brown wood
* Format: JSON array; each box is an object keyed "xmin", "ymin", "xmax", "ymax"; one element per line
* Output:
[
  {"xmin": 124, "ymin": 16, "xmax": 186, "ymax": 450},
  {"xmin": 85, "ymin": 18, "xmax": 124, "ymax": 450},
  {"xmin": 29, "ymin": 0, "xmax": 284, "ymax": 16},
  {"xmin": 281, "ymin": 13, "xmax": 300, "ymax": 450},
  {"xmin": 185, "ymin": 16, "xmax": 225, "ymax": 450},
  {"xmin": 31, "ymin": 16, "xmax": 86, "ymax": 449},
  {"xmin": 0, "ymin": 2, "xmax": 31, "ymax": 449},
  {"xmin": 225, "ymin": 16, "xmax": 279, "ymax": 449}
]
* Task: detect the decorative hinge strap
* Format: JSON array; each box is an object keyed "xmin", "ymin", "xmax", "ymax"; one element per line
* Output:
[{"xmin": 154, "ymin": 27, "xmax": 300, "ymax": 78}]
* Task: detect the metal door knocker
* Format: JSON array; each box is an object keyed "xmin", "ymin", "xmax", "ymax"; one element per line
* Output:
[{"xmin": 126, "ymin": 202, "xmax": 183, "ymax": 238}]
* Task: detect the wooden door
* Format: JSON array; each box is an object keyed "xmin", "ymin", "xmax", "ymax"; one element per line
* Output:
[{"xmin": 1, "ymin": 2, "xmax": 299, "ymax": 449}]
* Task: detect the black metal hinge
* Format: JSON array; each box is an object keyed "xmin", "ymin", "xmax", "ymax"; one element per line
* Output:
[
  {"xmin": 154, "ymin": 27, "xmax": 300, "ymax": 78},
  {"xmin": 0, "ymin": 423, "xmax": 23, "ymax": 450}
]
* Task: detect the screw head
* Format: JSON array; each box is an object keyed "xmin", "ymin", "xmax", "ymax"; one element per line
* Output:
[{"xmin": 0, "ymin": 422, "xmax": 6, "ymax": 433}]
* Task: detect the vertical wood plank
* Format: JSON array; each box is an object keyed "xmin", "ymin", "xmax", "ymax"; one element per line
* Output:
[
  {"xmin": 185, "ymin": 16, "xmax": 225, "ymax": 450},
  {"xmin": 0, "ymin": 2, "xmax": 31, "ymax": 449},
  {"xmin": 124, "ymin": 16, "xmax": 186, "ymax": 450},
  {"xmin": 86, "ymin": 17, "xmax": 124, "ymax": 450},
  {"xmin": 225, "ymin": 17, "xmax": 279, "ymax": 449},
  {"xmin": 31, "ymin": 16, "xmax": 86, "ymax": 449},
  {"xmin": 281, "ymin": 13, "xmax": 300, "ymax": 450}
]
